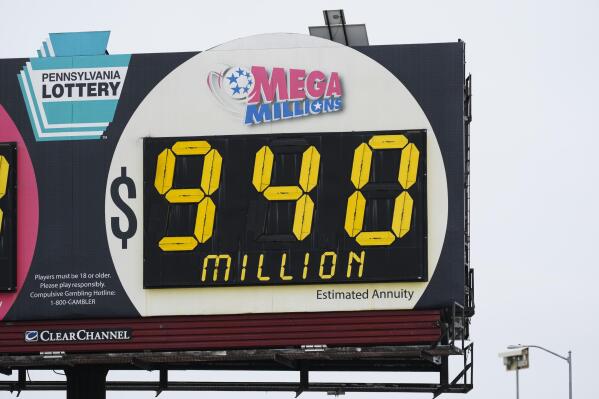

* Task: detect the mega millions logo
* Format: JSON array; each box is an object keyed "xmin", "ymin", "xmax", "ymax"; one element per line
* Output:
[
  {"xmin": 18, "ymin": 31, "xmax": 130, "ymax": 141},
  {"xmin": 208, "ymin": 65, "xmax": 343, "ymax": 125}
]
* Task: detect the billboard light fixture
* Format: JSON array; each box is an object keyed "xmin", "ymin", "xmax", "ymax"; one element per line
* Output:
[{"xmin": 308, "ymin": 9, "xmax": 369, "ymax": 46}]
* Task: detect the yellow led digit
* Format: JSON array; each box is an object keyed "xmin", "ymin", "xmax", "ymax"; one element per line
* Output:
[
  {"xmin": 398, "ymin": 143, "xmax": 419, "ymax": 189},
  {"xmin": 154, "ymin": 141, "xmax": 222, "ymax": 251},
  {"xmin": 299, "ymin": 146, "xmax": 320, "ymax": 192},
  {"xmin": 368, "ymin": 134, "xmax": 408, "ymax": 149},
  {"xmin": 252, "ymin": 144, "xmax": 320, "ymax": 240},
  {"xmin": 154, "ymin": 148, "xmax": 175, "ymax": 194},
  {"xmin": 350, "ymin": 143, "xmax": 371, "ymax": 189},
  {"xmin": 344, "ymin": 134, "xmax": 420, "ymax": 246},
  {"xmin": 391, "ymin": 191, "xmax": 414, "ymax": 238},
  {"xmin": 263, "ymin": 186, "xmax": 302, "ymax": 200},
  {"xmin": 344, "ymin": 191, "xmax": 365, "ymax": 237},
  {"xmin": 252, "ymin": 146, "xmax": 274, "ymax": 192},
  {"xmin": 0, "ymin": 155, "xmax": 9, "ymax": 234},
  {"xmin": 293, "ymin": 194, "xmax": 315, "ymax": 241}
]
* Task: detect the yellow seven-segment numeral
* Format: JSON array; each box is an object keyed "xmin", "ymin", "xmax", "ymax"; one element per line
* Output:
[
  {"xmin": 252, "ymin": 146, "xmax": 274, "ymax": 192},
  {"xmin": 398, "ymin": 143, "xmax": 420, "ymax": 190},
  {"xmin": 252, "ymin": 145, "xmax": 321, "ymax": 240},
  {"xmin": 350, "ymin": 143, "xmax": 371, "ymax": 189},
  {"xmin": 344, "ymin": 134, "xmax": 420, "ymax": 246},
  {"xmin": 0, "ymin": 156, "xmax": 9, "ymax": 234},
  {"xmin": 154, "ymin": 141, "xmax": 222, "ymax": 251}
]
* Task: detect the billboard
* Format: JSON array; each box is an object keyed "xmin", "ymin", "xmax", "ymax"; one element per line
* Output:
[{"xmin": 0, "ymin": 31, "xmax": 466, "ymax": 324}]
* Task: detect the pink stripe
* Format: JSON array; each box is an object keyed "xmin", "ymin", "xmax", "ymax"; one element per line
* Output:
[{"xmin": 0, "ymin": 105, "xmax": 39, "ymax": 319}]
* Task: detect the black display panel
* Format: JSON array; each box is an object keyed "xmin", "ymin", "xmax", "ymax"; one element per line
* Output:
[
  {"xmin": 0, "ymin": 143, "xmax": 16, "ymax": 291},
  {"xmin": 144, "ymin": 130, "xmax": 426, "ymax": 288}
]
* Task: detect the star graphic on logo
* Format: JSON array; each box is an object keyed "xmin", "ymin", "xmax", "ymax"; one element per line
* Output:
[
  {"xmin": 313, "ymin": 102, "xmax": 322, "ymax": 110},
  {"xmin": 226, "ymin": 74, "xmax": 238, "ymax": 84},
  {"xmin": 222, "ymin": 66, "xmax": 254, "ymax": 100}
]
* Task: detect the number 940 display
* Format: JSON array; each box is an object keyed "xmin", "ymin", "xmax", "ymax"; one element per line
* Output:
[{"xmin": 143, "ymin": 131, "xmax": 427, "ymax": 288}]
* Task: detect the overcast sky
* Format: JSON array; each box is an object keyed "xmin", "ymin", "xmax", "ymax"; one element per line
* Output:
[{"xmin": 1, "ymin": 0, "xmax": 598, "ymax": 398}]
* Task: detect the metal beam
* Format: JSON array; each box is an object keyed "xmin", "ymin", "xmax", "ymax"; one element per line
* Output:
[
  {"xmin": 0, "ymin": 344, "xmax": 462, "ymax": 369},
  {"xmin": 0, "ymin": 380, "xmax": 473, "ymax": 393},
  {"xmin": 130, "ymin": 358, "xmax": 154, "ymax": 371},
  {"xmin": 295, "ymin": 368, "xmax": 309, "ymax": 397},
  {"xmin": 273, "ymin": 353, "xmax": 297, "ymax": 370},
  {"xmin": 155, "ymin": 369, "xmax": 167, "ymax": 397}
]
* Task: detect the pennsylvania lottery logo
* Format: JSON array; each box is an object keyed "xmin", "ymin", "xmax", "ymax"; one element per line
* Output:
[
  {"xmin": 18, "ymin": 31, "xmax": 130, "ymax": 141},
  {"xmin": 207, "ymin": 65, "xmax": 343, "ymax": 125}
]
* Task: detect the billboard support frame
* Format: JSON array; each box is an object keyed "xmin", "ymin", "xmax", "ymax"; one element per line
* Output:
[
  {"xmin": 0, "ymin": 328, "xmax": 474, "ymax": 396},
  {"xmin": 464, "ymin": 72, "xmax": 475, "ymax": 317},
  {"xmin": 64, "ymin": 366, "xmax": 107, "ymax": 399}
]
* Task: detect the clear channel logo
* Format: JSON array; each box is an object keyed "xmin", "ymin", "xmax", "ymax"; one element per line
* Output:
[
  {"xmin": 23, "ymin": 328, "xmax": 131, "ymax": 343},
  {"xmin": 24, "ymin": 330, "xmax": 39, "ymax": 342}
]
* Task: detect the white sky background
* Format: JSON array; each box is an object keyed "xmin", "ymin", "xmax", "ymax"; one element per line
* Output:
[{"xmin": 1, "ymin": 0, "xmax": 598, "ymax": 398}]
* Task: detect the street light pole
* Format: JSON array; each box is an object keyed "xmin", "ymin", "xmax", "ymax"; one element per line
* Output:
[
  {"xmin": 516, "ymin": 366, "xmax": 520, "ymax": 399},
  {"xmin": 568, "ymin": 350, "xmax": 572, "ymax": 399},
  {"xmin": 508, "ymin": 345, "xmax": 572, "ymax": 399}
]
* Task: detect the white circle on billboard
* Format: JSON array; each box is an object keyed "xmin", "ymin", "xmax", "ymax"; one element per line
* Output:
[{"xmin": 105, "ymin": 33, "xmax": 448, "ymax": 316}]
